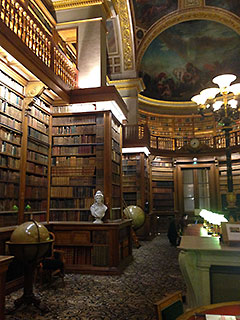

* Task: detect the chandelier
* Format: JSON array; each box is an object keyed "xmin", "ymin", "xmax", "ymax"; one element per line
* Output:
[{"xmin": 191, "ymin": 74, "xmax": 240, "ymax": 129}]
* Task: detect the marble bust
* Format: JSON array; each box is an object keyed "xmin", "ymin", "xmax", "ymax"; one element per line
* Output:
[{"xmin": 90, "ymin": 190, "xmax": 107, "ymax": 224}]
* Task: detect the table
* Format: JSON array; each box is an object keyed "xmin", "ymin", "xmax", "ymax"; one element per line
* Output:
[{"xmin": 177, "ymin": 301, "xmax": 240, "ymax": 320}]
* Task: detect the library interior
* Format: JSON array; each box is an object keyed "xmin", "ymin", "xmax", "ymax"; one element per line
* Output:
[{"xmin": 1, "ymin": 0, "xmax": 240, "ymax": 319}]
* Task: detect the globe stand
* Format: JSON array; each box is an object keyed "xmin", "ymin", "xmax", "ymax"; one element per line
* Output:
[
  {"xmin": 11, "ymin": 261, "xmax": 47, "ymax": 313},
  {"xmin": 6, "ymin": 240, "xmax": 53, "ymax": 315}
]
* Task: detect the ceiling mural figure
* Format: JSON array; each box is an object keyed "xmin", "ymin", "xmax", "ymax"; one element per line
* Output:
[
  {"xmin": 132, "ymin": 0, "xmax": 178, "ymax": 30},
  {"xmin": 139, "ymin": 20, "xmax": 240, "ymax": 102},
  {"xmin": 205, "ymin": 0, "xmax": 240, "ymax": 17}
]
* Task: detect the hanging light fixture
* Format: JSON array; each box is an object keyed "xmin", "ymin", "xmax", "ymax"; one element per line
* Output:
[
  {"xmin": 191, "ymin": 74, "xmax": 240, "ymax": 128},
  {"xmin": 191, "ymin": 74, "xmax": 240, "ymax": 220}
]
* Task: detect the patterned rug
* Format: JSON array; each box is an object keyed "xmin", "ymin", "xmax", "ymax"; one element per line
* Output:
[{"xmin": 5, "ymin": 234, "xmax": 186, "ymax": 320}]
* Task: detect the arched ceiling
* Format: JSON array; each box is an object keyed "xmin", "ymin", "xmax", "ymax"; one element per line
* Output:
[{"xmin": 132, "ymin": 0, "xmax": 240, "ymax": 104}]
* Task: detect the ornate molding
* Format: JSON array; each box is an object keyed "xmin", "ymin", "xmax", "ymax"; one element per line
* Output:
[
  {"xmin": 179, "ymin": 0, "xmax": 204, "ymax": 9},
  {"xmin": 136, "ymin": 7, "xmax": 240, "ymax": 70},
  {"xmin": 113, "ymin": 0, "xmax": 134, "ymax": 71},
  {"xmin": 52, "ymin": 0, "xmax": 111, "ymax": 18}
]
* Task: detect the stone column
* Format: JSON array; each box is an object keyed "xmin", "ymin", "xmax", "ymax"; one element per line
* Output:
[
  {"xmin": 53, "ymin": 0, "xmax": 112, "ymax": 88},
  {"xmin": 108, "ymin": 78, "xmax": 145, "ymax": 124}
]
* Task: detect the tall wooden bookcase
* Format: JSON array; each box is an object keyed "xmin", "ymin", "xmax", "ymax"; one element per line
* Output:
[
  {"xmin": 0, "ymin": 63, "xmax": 52, "ymax": 226},
  {"xmin": 0, "ymin": 66, "xmax": 24, "ymax": 226},
  {"xmin": 50, "ymin": 110, "xmax": 122, "ymax": 222},
  {"xmin": 122, "ymin": 151, "xmax": 149, "ymax": 210},
  {"xmin": 150, "ymin": 157, "xmax": 175, "ymax": 232}
]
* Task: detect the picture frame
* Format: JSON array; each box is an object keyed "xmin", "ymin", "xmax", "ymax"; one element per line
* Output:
[{"xmin": 221, "ymin": 222, "xmax": 240, "ymax": 245}]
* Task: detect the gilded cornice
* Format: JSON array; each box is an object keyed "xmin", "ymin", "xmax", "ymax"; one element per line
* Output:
[
  {"xmin": 138, "ymin": 94, "xmax": 195, "ymax": 108},
  {"xmin": 52, "ymin": 0, "xmax": 111, "ymax": 18},
  {"xmin": 108, "ymin": 77, "xmax": 145, "ymax": 92},
  {"xmin": 136, "ymin": 7, "xmax": 240, "ymax": 70},
  {"xmin": 113, "ymin": 0, "xmax": 134, "ymax": 71}
]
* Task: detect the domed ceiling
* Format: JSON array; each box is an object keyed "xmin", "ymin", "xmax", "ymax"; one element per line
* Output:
[{"xmin": 133, "ymin": 0, "xmax": 240, "ymax": 103}]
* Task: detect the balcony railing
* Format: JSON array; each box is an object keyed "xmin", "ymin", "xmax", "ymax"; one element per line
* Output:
[
  {"xmin": 124, "ymin": 124, "xmax": 240, "ymax": 152},
  {"xmin": 0, "ymin": 0, "xmax": 78, "ymax": 88}
]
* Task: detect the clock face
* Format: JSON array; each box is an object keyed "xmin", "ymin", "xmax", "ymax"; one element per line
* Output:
[{"xmin": 190, "ymin": 138, "xmax": 200, "ymax": 149}]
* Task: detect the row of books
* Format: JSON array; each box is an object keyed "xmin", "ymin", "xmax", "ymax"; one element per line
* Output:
[
  {"xmin": 52, "ymin": 125, "xmax": 96, "ymax": 135},
  {"xmin": 0, "ymin": 101, "xmax": 22, "ymax": 120},
  {"xmin": 111, "ymin": 128, "xmax": 120, "ymax": 143},
  {"xmin": 28, "ymin": 127, "xmax": 49, "ymax": 143},
  {"xmin": 24, "ymin": 199, "xmax": 47, "ymax": 210},
  {"xmin": 112, "ymin": 150, "xmax": 121, "ymax": 163},
  {"xmin": 0, "ymin": 212, "xmax": 18, "ymax": 227},
  {"xmin": 112, "ymin": 161, "xmax": 120, "ymax": 174},
  {"xmin": 51, "ymin": 176, "xmax": 96, "ymax": 186},
  {"xmin": 0, "ymin": 70, "xmax": 24, "ymax": 94},
  {"xmin": 50, "ymin": 198, "xmax": 94, "ymax": 209},
  {"xmin": 27, "ymin": 140, "xmax": 49, "ymax": 155},
  {"xmin": 29, "ymin": 104, "xmax": 50, "ymax": 123},
  {"xmin": 26, "ymin": 162, "xmax": 48, "ymax": 175},
  {"xmin": 0, "ymin": 86, "xmax": 23, "ymax": 105},
  {"xmin": 27, "ymin": 150, "xmax": 48, "ymax": 164},
  {"xmin": 0, "ymin": 182, "xmax": 19, "ymax": 197},
  {"xmin": 0, "ymin": 114, "xmax": 21, "ymax": 131},
  {"xmin": 52, "ymin": 115, "xmax": 96, "ymax": 125},
  {"xmin": 51, "ymin": 166, "xmax": 95, "ymax": 176},
  {"xmin": 0, "ymin": 155, "xmax": 20, "ymax": 169},
  {"xmin": 0, "ymin": 169, "xmax": 19, "ymax": 182},
  {"xmin": 24, "ymin": 212, "xmax": 46, "ymax": 222},
  {"xmin": 52, "ymin": 145, "xmax": 96, "ymax": 155},
  {"xmin": 112, "ymin": 139, "xmax": 120, "ymax": 153},
  {"xmin": 111, "ymin": 118, "xmax": 120, "ymax": 133},
  {"xmin": 28, "ymin": 116, "xmax": 48, "ymax": 133},
  {"xmin": 112, "ymin": 173, "xmax": 120, "ymax": 184},
  {"xmin": 1, "ymin": 141, "xmax": 20, "ymax": 156},
  {"xmin": 53, "ymin": 134, "xmax": 96, "ymax": 145},
  {"xmin": 51, "ymin": 186, "xmax": 95, "ymax": 198},
  {"xmin": 25, "ymin": 186, "xmax": 48, "ymax": 198},
  {"xmin": 26, "ymin": 174, "xmax": 48, "ymax": 186},
  {"xmin": 33, "ymin": 97, "xmax": 50, "ymax": 112},
  {"xmin": 52, "ymin": 156, "xmax": 96, "ymax": 167},
  {"xmin": 0, "ymin": 128, "xmax": 21, "ymax": 144},
  {"xmin": 0, "ymin": 199, "xmax": 19, "ymax": 211},
  {"xmin": 152, "ymin": 181, "xmax": 173, "ymax": 187}
]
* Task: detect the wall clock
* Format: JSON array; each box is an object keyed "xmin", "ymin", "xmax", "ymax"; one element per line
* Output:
[{"xmin": 190, "ymin": 138, "xmax": 200, "ymax": 149}]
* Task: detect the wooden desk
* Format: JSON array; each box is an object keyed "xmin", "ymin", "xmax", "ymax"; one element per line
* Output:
[
  {"xmin": 0, "ymin": 256, "xmax": 14, "ymax": 320},
  {"xmin": 177, "ymin": 301, "xmax": 240, "ymax": 320}
]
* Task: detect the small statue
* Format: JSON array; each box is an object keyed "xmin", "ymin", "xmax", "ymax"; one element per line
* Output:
[{"xmin": 90, "ymin": 190, "xmax": 107, "ymax": 224}]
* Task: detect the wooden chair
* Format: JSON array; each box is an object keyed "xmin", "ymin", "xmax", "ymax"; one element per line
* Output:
[
  {"xmin": 37, "ymin": 232, "xmax": 65, "ymax": 286},
  {"xmin": 154, "ymin": 291, "xmax": 184, "ymax": 320}
]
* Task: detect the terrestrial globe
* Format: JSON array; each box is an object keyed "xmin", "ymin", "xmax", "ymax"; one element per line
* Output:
[
  {"xmin": 124, "ymin": 205, "xmax": 145, "ymax": 230},
  {"xmin": 7, "ymin": 220, "xmax": 52, "ymax": 263}
]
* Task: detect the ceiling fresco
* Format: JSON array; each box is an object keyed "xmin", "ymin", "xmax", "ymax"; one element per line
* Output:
[
  {"xmin": 132, "ymin": 0, "xmax": 177, "ymax": 30},
  {"xmin": 139, "ymin": 20, "xmax": 240, "ymax": 102},
  {"xmin": 205, "ymin": 0, "xmax": 240, "ymax": 16}
]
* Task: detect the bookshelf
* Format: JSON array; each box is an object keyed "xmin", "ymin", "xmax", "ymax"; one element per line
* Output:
[
  {"xmin": 122, "ymin": 152, "xmax": 149, "ymax": 210},
  {"xmin": 24, "ymin": 96, "xmax": 51, "ymax": 223},
  {"xmin": 0, "ymin": 68, "xmax": 24, "ymax": 227},
  {"xmin": 151, "ymin": 157, "xmax": 175, "ymax": 232},
  {"xmin": 138, "ymin": 110, "xmax": 220, "ymax": 138},
  {"xmin": 50, "ymin": 110, "xmax": 122, "ymax": 221}
]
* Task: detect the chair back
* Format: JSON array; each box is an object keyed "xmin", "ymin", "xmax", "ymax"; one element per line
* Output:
[{"xmin": 154, "ymin": 291, "xmax": 183, "ymax": 320}]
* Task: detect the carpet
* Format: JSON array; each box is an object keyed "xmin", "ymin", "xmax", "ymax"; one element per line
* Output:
[{"xmin": 5, "ymin": 234, "xmax": 186, "ymax": 320}]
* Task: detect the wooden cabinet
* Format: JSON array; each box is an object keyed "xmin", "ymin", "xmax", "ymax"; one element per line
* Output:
[{"xmin": 48, "ymin": 220, "xmax": 132, "ymax": 275}]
